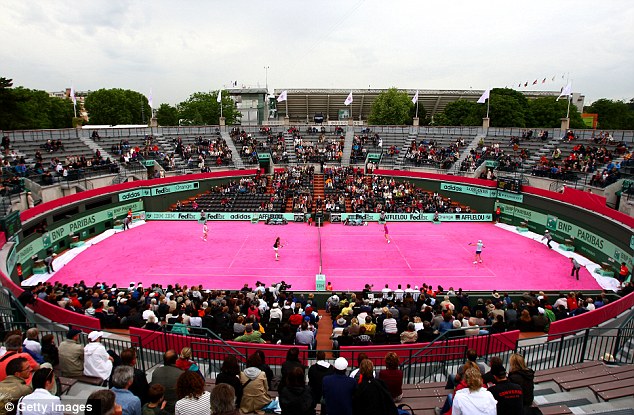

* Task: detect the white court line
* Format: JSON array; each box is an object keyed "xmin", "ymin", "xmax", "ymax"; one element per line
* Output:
[
  {"xmin": 147, "ymin": 273, "xmax": 311, "ymax": 277},
  {"xmin": 228, "ymin": 235, "xmax": 251, "ymax": 268}
]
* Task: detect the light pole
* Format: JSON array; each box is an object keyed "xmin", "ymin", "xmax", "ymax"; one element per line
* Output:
[{"xmin": 264, "ymin": 66, "xmax": 269, "ymax": 93}]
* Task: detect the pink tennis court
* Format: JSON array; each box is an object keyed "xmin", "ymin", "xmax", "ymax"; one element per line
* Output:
[{"xmin": 49, "ymin": 221, "xmax": 601, "ymax": 292}]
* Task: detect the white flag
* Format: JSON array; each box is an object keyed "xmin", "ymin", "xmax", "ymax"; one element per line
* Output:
[
  {"xmin": 217, "ymin": 89, "xmax": 222, "ymax": 103},
  {"xmin": 277, "ymin": 90, "xmax": 288, "ymax": 102},
  {"xmin": 412, "ymin": 90, "xmax": 419, "ymax": 104},
  {"xmin": 70, "ymin": 85, "xmax": 76, "ymax": 105},
  {"xmin": 477, "ymin": 89, "xmax": 490, "ymax": 104},
  {"xmin": 147, "ymin": 89, "xmax": 153, "ymax": 109},
  {"xmin": 344, "ymin": 91, "xmax": 353, "ymax": 106},
  {"xmin": 557, "ymin": 82, "xmax": 572, "ymax": 101}
]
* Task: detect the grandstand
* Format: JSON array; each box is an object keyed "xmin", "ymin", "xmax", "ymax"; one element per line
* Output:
[{"xmin": 0, "ymin": 125, "xmax": 633, "ymax": 414}]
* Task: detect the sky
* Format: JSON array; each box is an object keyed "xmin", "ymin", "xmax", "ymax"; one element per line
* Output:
[{"xmin": 1, "ymin": 0, "xmax": 633, "ymax": 107}]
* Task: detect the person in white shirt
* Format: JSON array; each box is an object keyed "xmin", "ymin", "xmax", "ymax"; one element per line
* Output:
[
  {"xmin": 394, "ymin": 285, "xmax": 404, "ymax": 301},
  {"xmin": 19, "ymin": 367, "xmax": 62, "ymax": 415},
  {"xmin": 83, "ymin": 331, "xmax": 113, "ymax": 381},
  {"xmin": 22, "ymin": 328, "xmax": 42, "ymax": 357},
  {"xmin": 381, "ymin": 284, "xmax": 392, "ymax": 301},
  {"xmin": 451, "ymin": 368, "xmax": 497, "ymax": 415}
]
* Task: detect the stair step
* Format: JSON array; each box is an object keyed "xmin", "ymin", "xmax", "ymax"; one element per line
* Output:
[
  {"xmin": 541, "ymin": 398, "xmax": 593, "ymax": 408},
  {"xmin": 534, "ymin": 388, "xmax": 557, "ymax": 396}
]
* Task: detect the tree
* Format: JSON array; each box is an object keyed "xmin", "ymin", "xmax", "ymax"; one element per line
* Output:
[
  {"xmin": 0, "ymin": 77, "xmax": 21, "ymax": 130},
  {"xmin": 528, "ymin": 97, "xmax": 584, "ymax": 129},
  {"xmin": 84, "ymin": 88, "xmax": 151, "ymax": 125},
  {"xmin": 438, "ymin": 99, "xmax": 480, "ymax": 126},
  {"xmin": 156, "ymin": 103, "xmax": 179, "ymax": 126},
  {"xmin": 176, "ymin": 91, "xmax": 241, "ymax": 125},
  {"xmin": 584, "ymin": 99, "xmax": 634, "ymax": 130},
  {"xmin": 0, "ymin": 82, "xmax": 74, "ymax": 130},
  {"xmin": 368, "ymin": 88, "xmax": 415, "ymax": 125},
  {"xmin": 486, "ymin": 88, "xmax": 529, "ymax": 128}
]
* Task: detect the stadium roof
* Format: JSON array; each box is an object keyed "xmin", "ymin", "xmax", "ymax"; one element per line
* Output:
[{"xmin": 271, "ymin": 88, "xmax": 584, "ymax": 123}]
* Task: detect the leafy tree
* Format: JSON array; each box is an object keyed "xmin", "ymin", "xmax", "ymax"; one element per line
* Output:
[
  {"xmin": 0, "ymin": 82, "xmax": 74, "ymax": 130},
  {"xmin": 156, "ymin": 103, "xmax": 179, "ymax": 126},
  {"xmin": 584, "ymin": 99, "xmax": 634, "ymax": 130},
  {"xmin": 84, "ymin": 88, "xmax": 151, "ymax": 125},
  {"xmin": 487, "ymin": 88, "xmax": 529, "ymax": 128},
  {"xmin": 0, "ymin": 78, "xmax": 22, "ymax": 130},
  {"xmin": 176, "ymin": 91, "xmax": 241, "ymax": 125},
  {"xmin": 439, "ymin": 99, "xmax": 480, "ymax": 126},
  {"xmin": 368, "ymin": 88, "xmax": 415, "ymax": 125},
  {"xmin": 528, "ymin": 97, "xmax": 584, "ymax": 129}
]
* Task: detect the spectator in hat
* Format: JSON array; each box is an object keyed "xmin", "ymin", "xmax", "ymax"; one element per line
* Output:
[
  {"xmin": 322, "ymin": 357, "xmax": 356, "ymax": 415},
  {"xmin": 84, "ymin": 331, "xmax": 113, "ymax": 381},
  {"xmin": 541, "ymin": 230, "xmax": 553, "ymax": 249},
  {"xmin": 58, "ymin": 329, "xmax": 84, "ymax": 377}
]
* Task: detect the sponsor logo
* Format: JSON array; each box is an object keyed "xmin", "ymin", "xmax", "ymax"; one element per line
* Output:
[
  {"xmin": 441, "ymin": 184, "xmax": 463, "ymax": 192},
  {"xmin": 178, "ymin": 213, "xmax": 198, "ymax": 220},
  {"xmin": 576, "ymin": 229, "xmax": 605, "ymax": 250},
  {"xmin": 229, "ymin": 213, "xmax": 251, "ymax": 220},
  {"xmin": 120, "ymin": 191, "xmax": 143, "ymax": 200}
]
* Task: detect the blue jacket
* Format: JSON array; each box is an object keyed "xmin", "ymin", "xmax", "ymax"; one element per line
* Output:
[{"xmin": 322, "ymin": 372, "xmax": 356, "ymax": 415}]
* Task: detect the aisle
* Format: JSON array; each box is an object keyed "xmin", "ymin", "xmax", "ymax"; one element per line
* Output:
[{"xmin": 316, "ymin": 310, "xmax": 333, "ymax": 358}]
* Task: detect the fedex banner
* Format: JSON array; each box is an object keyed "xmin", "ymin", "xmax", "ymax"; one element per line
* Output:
[{"xmin": 145, "ymin": 212, "xmax": 297, "ymax": 221}]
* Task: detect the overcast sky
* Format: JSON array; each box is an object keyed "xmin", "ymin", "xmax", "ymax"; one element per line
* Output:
[{"xmin": 2, "ymin": 0, "xmax": 633, "ymax": 107}]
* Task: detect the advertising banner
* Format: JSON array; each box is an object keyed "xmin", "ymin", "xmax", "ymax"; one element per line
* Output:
[
  {"xmin": 118, "ymin": 182, "xmax": 200, "ymax": 201},
  {"xmin": 440, "ymin": 182, "xmax": 523, "ymax": 203}
]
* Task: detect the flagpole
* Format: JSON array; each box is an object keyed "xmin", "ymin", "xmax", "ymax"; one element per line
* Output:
[
  {"xmin": 71, "ymin": 81, "xmax": 77, "ymax": 118},
  {"xmin": 486, "ymin": 95, "xmax": 490, "ymax": 119},
  {"xmin": 566, "ymin": 93, "xmax": 571, "ymax": 119},
  {"xmin": 416, "ymin": 100, "xmax": 419, "ymax": 119}
]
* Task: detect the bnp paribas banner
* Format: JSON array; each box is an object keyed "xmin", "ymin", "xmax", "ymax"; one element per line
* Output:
[
  {"xmin": 13, "ymin": 200, "xmax": 144, "ymax": 268},
  {"xmin": 497, "ymin": 202, "xmax": 633, "ymax": 267}
]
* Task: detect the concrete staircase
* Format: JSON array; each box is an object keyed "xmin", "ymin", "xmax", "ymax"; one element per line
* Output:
[
  {"xmin": 284, "ymin": 132, "xmax": 298, "ymax": 164},
  {"xmin": 393, "ymin": 134, "xmax": 417, "ymax": 169},
  {"xmin": 340, "ymin": 127, "xmax": 355, "ymax": 166},
  {"xmin": 313, "ymin": 174, "xmax": 325, "ymax": 213},
  {"xmin": 221, "ymin": 131, "xmax": 245, "ymax": 169},
  {"xmin": 449, "ymin": 133, "xmax": 485, "ymax": 175}
]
